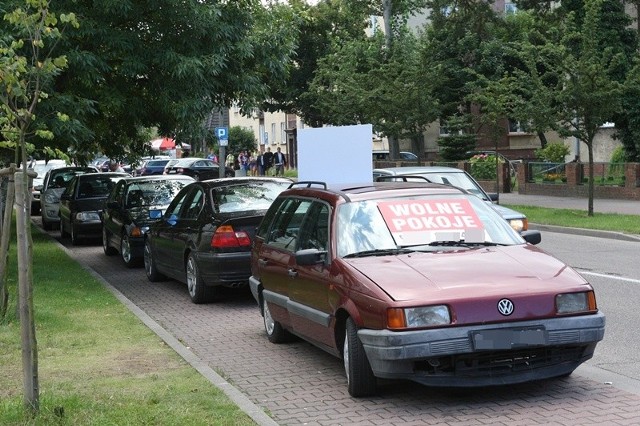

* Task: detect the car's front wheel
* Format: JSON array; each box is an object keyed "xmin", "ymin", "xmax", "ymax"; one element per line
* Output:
[
  {"xmin": 103, "ymin": 228, "xmax": 117, "ymax": 255},
  {"xmin": 186, "ymin": 254, "xmax": 215, "ymax": 304},
  {"xmin": 120, "ymin": 233, "xmax": 137, "ymax": 268},
  {"xmin": 262, "ymin": 296, "xmax": 290, "ymax": 343},
  {"xmin": 344, "ymin": 317, "xmax": 377, "ymax": 397},
  {"xmin": 144, "ymin": 239, "xmax": 165, "ymax": 282}
]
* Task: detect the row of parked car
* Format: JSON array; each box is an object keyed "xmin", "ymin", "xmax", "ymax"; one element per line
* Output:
[{"xmin": 32, "ymin": 162, "xmax": 605, "ymax": 398}]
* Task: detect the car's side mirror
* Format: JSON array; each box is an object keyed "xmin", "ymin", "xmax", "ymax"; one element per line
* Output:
[
  {"xmin": 488, "ymin": 193, "xmax": 499, "ymax": 202},
  {"xmin": 521, "ymin": 230, "xmax": 541, "ymax": 245},
  {"xmin": 295, "ymin": 248, "xmax": 327, "ymax": 266}
]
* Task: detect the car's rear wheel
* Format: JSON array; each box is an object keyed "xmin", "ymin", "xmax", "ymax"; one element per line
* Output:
[
  {"xmin": 42, "ymin": 217, "xmax": 53, "ymax": 231},
  {"xmin": 144, "ymin": 239, "xmax": 165, "ymax": 282},
  {"xmin": 186, "ymin": 254, "xmax": 214, "ymax": 304},
  {"xmin": 70, "ymin": 223, "xmax": 80, "ymax": 245},
  {"xmin": 120, "ymin": 233, "xmax": 136, "ymax": 267},
  {"xmin": 103, "ymin": 228, "xmax": 117, "ymax": 255},
  {"xmin": 344, "ymin": 317, "xmax": 377, "ymax": 397},
  {"xmin": 60, "ymin": 219, "xmax": 69, "ymax": 238},
  {"xmin": 262, "ymin": 296, "xmax": 290, "ymax": 343}
]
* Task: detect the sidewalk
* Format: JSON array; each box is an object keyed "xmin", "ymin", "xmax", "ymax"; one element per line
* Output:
[
  {"xmin": 499, "ymin": 192, "xmax": 640, "ymax": 215},
  {"xmin": 499, "ymin": 192, "xmax": 640, "ymax": 242}
]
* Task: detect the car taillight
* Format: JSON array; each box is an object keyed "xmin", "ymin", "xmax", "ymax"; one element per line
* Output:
[{"xmin": 211, "ymin": 225, "xmax": 251, "ymax": 248}]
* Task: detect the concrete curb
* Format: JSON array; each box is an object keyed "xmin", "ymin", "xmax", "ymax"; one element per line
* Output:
[
  {"xmin": 46, "ymin": 229, "xmax": 278, "ymax": 426},
  {"xmin": 532, "ymin": 223, "xmax": 640, "ymax": 243}
]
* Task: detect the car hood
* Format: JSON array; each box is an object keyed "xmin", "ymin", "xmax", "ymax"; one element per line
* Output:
[
  {"xmin": 489, "ymin": 202, "xmax": 524, "ymax": 220},
  {"xmin": 344, "ymin": 244, "xmax": 588, "ymax": 303},
  {"xmin": 43, "ymin": 187, "xmax": 65, "ymax": 201}
]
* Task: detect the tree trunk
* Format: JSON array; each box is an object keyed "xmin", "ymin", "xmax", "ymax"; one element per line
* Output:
[
  {"xmin": 15, "ymin": 172, "xmax": 39, "ymax": 413},
  {"xmin": 537, "ymin": 131, "xmax": 548, "ymax": 149},
  {"xmin": 587, "ymin": 142, "xmax": 594, "ymax": 216}
]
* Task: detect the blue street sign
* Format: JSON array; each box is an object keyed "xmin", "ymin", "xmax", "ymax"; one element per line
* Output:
[{"xmin": 215, "ymin": 127, "xmax": 229, "ymax": 146}]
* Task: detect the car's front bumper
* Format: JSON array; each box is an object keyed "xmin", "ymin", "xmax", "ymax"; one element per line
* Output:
[
  {"xmin": 358, "ymin": 312, "xmax": 605, "ymax": 387},
  {"xmin": 195, "ymin": 251, "xmax": 251, "ymax": 288},
  {"xmin": 41, "ymin": 203, "xmax": 60, "ymax": 222},
  {"xmin": 74, "ymin": 220, "xmax": 102, "ymax": 238}
]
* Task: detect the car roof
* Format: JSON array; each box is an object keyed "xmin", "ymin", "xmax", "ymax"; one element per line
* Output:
[
  {"xmin": 199, "ymin": 176, "xmax": 292, "ymax": 188},
  {"xmin": 121, "ymin": 175, "xmax": 194, "ymax": 183},
  {"xmin": 373, "ymin": 166, "xmax": 465, "ymax": 175},
  {"xmin": 281, "ymin": 181, "xmax": 466, "ymax": 204},
  {"xmin": 78, "ymin": 172, "xmax": 130, "ymax": 180}
]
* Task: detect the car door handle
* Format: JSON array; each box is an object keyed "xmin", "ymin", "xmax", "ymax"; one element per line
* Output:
[
  {"xmin": 258, "ymin": 259, "xmax": 268, "ymax": 267},
  {"xmin": 288, "ymin": 269, "xmax": 298, "ymax": 278}
]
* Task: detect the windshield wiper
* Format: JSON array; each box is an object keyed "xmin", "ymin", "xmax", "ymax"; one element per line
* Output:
[
  {"xmin": 427, "ymin": 240, "xmax": 505, "ymax": 247},
  {"xmin": 343, "ymin": 248, "xmax": 414, "ymax": 258}
]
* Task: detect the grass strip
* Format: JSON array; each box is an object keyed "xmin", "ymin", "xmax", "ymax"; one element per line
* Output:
[
  {"xmin": 0, "ymin": 226, "xmax": 255, "ymax": 425},
  {"xmin": 504, "ymin": 204, "xmax": 640, "ymax": 235}
]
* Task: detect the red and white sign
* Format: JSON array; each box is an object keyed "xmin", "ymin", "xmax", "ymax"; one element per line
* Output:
[{"xmin": 377, "ymin": 198, "xmax": 485, "ymax": 245}]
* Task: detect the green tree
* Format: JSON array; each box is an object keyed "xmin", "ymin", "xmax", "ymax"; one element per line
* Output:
[
  {"xmin": 0, "ymin": 0, "xmax": 78, "ymax": 414},
  {"xmin": 420, "ymin": 0, "xmax": 499, "ymax": 159},
  {"xmin": 228, "ymin": 126, "xmax": 257, "ymax": 155},
  {"xmin": 264, "ymin": 0, "xmax": 372, "ymax": 127},
  {"xmin": 511, "ymin": 0, "xmax": 626, "ymax": 215},
  {"xmin": 20, "ymin": 0, "xmax": 296, "ymax": 163}
]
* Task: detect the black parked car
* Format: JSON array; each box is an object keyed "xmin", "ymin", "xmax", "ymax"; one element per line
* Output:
[
  {"xmin": 144, "ymin": 177, "xmax": 291, "ymax": 303},
  {"xmin": 102, "ymin": 175, "xmax": 194, "ymax": 267},
  {"xmin": 59, "ymin": 172, "xmax": 130, "ymax": 245},
  {"xmin": 164, "ymin": 157, "xmax": 235, "ymax": 180}
]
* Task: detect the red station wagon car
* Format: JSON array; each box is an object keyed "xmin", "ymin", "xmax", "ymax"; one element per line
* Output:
[{"xmin": 249, "ymin": 181, "xmax": 605, "ymax": 397}]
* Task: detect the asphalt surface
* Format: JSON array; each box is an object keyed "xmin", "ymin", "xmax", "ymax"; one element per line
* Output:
[{"xmin": 35, "ymin": 193, "xmax": 640, "ymax": 425}]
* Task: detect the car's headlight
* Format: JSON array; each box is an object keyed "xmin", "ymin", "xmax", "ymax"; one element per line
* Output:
[
  {"xmin": 75, "ymin": 211, "xmax": 101, "ymax": 221},
  {"xmin": 556, "ymin": 291, "xmax": 597, "ymax": 314},
  {"xmin": 509, "ymin": 218, "xmax": 528, "ymax": 232},
  {"xmin": 387, "ymin": 305, "xmax": 451, "ymax": 329},
  {"xmin": 44, "ymin": 193, "xmax": 60, "ymax": 203}
]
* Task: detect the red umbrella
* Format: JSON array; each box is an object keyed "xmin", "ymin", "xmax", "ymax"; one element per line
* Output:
[{"xmin": 159, "ymin": 137, "xmax": 175, "ymax": 150}]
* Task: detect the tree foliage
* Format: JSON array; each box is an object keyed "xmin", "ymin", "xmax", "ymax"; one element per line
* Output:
[{"xmin": 5, "ymin": 0, "xmax": 297, "ymax": 164}]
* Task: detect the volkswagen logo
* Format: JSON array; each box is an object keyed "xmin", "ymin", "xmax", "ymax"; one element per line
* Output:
[{"xmin": 497, "ymin": 299, "xmax": 514, "ymax": 316}]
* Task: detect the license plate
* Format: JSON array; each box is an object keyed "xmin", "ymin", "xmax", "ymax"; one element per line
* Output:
[{"xmin": 472, "ymin": 328, "xmax": 547, "ymax": 350}]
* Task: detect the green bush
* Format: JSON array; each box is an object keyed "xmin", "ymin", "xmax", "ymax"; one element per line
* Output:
[
  {"xmin": 535, "ymin": 142, "xmax": 570, "ymax": 163},
  {"xmin": 610, "ymin": 145, "xmax": 625, "ymax": 163},
  {"xmin": 469, "ymin": 154, "xmax": 502, "ymax": 180}
]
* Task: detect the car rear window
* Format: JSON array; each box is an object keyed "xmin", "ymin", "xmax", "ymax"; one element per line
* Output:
[{"xmin": 212, "ymin": 181, "xmax": 289, "ymax": 213}]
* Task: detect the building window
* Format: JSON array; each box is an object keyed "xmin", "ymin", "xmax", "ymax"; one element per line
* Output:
[
  {"xmin": 259, "ymin": 124, "xmax": 266, "ymax": 145},
  {"xmin": 508, "ymin": 119, "xmax": 531, "ymax": 133},
  {"xmin": 280, "ymin": 122, "xmax": 286, "ymax": 144},
  {"xmin": 271, "ymin": 123, "xmax": 276, "ymax": 144}
]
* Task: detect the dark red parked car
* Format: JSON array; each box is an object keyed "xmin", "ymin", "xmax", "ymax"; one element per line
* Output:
[{"xmin": 250, "ymin": 181, "xmax": 605, "ymax": 397}]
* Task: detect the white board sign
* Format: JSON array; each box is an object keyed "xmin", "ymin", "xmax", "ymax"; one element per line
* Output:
[{"xmin": 297, "ymin": 124, "xmax": 372, "ymax": 184}]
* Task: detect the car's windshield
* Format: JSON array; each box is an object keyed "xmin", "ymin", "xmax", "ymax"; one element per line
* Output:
[
  {"xmin": 336, "ymin": 193, "xmax": 523, "ymax": 258},
  {"xmin": 212, "ymin": 181, "xmax": 289, "ymax": 213}
]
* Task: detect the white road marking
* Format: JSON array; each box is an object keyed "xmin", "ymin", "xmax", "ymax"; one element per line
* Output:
[{"xmin": 577, "ymin": 270, "xmax": 640, "ymax": 284}]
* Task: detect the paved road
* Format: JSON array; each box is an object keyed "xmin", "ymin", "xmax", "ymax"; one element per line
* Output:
[{"xmin": 35, "ymin": 213, "xmax": 640, "ymax": 426}]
